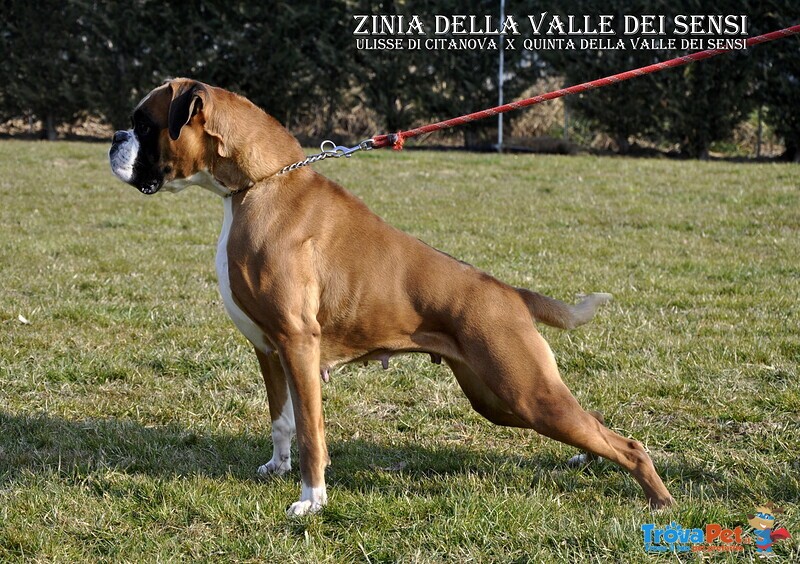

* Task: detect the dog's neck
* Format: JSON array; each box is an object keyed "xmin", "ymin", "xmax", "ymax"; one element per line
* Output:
[{"xmin": 204, "ymin": 94, "xmax": 306, "ymax": 196}]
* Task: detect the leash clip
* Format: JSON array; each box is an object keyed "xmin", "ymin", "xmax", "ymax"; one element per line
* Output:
[
  {"xmin": 320, "ymin": 138, "xmax": 374, "ymax": 158},
  {"xmin": 277, "ymin": 139, "xmax": 374, "ymax": 176}
]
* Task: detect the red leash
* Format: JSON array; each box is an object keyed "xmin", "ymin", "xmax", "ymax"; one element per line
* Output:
[{"xmin": 370, "ymin": 24, "xmax": 800, "ymax": 150}]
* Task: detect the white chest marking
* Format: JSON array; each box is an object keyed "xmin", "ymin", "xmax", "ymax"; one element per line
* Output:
[
  {"xmin": 163, "ymin": 170, "xmax": 231, "ymax": 197},
  {"xmin": 216, "ymin": 198, "xmax": 271, "ymax": 352}
]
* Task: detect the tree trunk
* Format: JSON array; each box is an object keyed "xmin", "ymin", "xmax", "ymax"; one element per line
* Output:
[
  {"xmin": 45, "ymin": 113, "xmax": 57, "ymax": 141},
  {"xmin": 615, "ymin": 135, "xmax": 630, "ymax": 154}
]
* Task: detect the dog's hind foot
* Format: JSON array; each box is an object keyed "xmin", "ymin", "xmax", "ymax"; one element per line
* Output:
[
  {"xmin": 567, "ymin": 452, "xmax": 604, "ymax": 466},
  {"xmin": 567, "ymin": 410, "xmax": 606, "ymax": 467}
]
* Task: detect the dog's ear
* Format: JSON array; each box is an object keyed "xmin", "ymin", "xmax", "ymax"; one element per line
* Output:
[
  {"xmin": 200, "ymin": 96, "xmax": 233, "ymax": 158},
  {"xmin": 168, "ymin": 81, "xmax": 207, "ymax": 141}
]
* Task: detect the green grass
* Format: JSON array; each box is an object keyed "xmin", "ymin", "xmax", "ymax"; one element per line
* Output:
[{"xmin": 1, "ymin": 139, "xmax": 798, "ymax": 562}]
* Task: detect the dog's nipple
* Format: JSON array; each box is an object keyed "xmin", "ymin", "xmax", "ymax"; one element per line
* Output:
[
  {"xmin": 321, "ymin": 369, "xmax": 330, "ymax": 383},
  {"xmin": 380, "ymin": 355, "xmax": 390, "ymax": 370}
]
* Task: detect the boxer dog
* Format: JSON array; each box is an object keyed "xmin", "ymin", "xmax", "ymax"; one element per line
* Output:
[{"xmin": 109, "ymin": 78, "xmax": 674, "ymax": 516}]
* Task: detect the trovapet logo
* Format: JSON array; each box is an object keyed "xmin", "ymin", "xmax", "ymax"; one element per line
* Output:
[
  {"xmin": 641, "ymin": 521, "xmax": 746, "ymax": 553},
  {"xmin": 747, "ymin": 502, "xmax": 792, "ymax": 555},
  {"xmin": 642, "ymin": 502, "xmax": 792, "ymax": 554}
]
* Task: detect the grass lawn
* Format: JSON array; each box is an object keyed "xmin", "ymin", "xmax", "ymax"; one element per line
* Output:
[{"xmin": 1, "ymin": 139, "xmax": 798, "ymax": 562}]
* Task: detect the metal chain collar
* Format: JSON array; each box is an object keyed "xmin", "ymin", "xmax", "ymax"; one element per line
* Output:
[
  {"xmin": 277, "ymin": 138, "xmax": 374, "ymax": 175},
  {"xmin": 224, "ymin": 138, "xmax": 374, "ymax": 198}
]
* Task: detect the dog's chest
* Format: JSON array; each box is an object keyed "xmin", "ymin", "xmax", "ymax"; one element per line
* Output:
[{"xmin": 216, "ymin": 198, "xmax": 270, "ymax": 351}]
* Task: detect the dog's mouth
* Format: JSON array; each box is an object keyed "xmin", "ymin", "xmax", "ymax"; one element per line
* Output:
[
  {"xmin": 110, "ymin": 129, "xmax": 165, "ymax": 196},
  {"xmin": 137, "ymin": 180, "xmax": 163, "ymax": 195}
]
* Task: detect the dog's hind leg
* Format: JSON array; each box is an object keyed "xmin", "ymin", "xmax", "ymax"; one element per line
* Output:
[
  {"xmin": 255, "ymin": 349, "xmax": 295, "ymax": 477},
  {"xmin": 446, "ymin": 358, "xmax": 529, "ymax": 428},
  {"xmin": 449, "ymin": 358, "xmax": 607, "ymax": 464},
  {"xmin": 455, "ymin": 321, "xmax": 674, "ymax": 508}
]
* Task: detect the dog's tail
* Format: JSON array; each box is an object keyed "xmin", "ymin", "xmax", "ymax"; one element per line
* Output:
[{"xmin": 517, "ymin": 289, "xmax": 612, "ymax": 330}]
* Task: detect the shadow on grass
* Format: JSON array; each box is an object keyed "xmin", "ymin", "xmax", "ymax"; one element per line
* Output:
[
  {"xmin": 0, "ymin": 411, "xmax": 270, "ymax": 483},
  {"xmin": 0, "ymin": 411, "xmax": 523, "ymax": 485},
  {"xmin": 0, "ymin": 412, "xmax": 507, "ymax": 469},
  {"xmin": 1, "ymin": 410, "xmax": 763, "ymax": 503}
]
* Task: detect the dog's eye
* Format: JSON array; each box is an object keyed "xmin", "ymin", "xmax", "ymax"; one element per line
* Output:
[{"xmin": 132, "ymin": 115, "xmax": 151, "ymax": 136}]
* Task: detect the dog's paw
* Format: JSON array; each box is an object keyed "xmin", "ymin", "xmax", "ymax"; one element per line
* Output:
[
  {"xmin": 567, "ymin": 453, "xmax": 604, "ymax": 467},
  {"xmin": 649, "ymin": 495, "xmax": 676, "ymax": 511},
  {"xmin": 286, "ymin": 500, "xmax": 324, "ymax": 517},
  {"xmin": 286, "ymin": 485, "xmax": 327, "ymax": 517},
  {"xmin": 257, "ymin": 458, "xmax": 291, "ymax": 477}
]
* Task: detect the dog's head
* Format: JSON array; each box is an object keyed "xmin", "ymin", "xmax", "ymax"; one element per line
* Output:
[
  {"xmin": 109, "ymin": 78, "xmax": 301, "ymax": 197},
  {"xmin": 109, "ymin": 78, "xmax": 215, "ymax": 195}
]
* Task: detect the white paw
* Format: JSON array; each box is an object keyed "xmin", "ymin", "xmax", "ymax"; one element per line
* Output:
[
  {"xmin": 286, "ymin": 484, "xmax": 327, "ymax": 517},
  {"xmin": 567, "ymin": 453, "xmax": 604, "ymax": 467},
  {"xmin": 286, "ymin": 500, "xmax": 324, "ymax": 517},
  {"xmin": 257, "ymin": 458, "xmax": 291, "ymax": 477}
]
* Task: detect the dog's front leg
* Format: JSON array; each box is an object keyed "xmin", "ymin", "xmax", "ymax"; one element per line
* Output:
[
  {"xmin": 254, "ymin": 349, "xmax": 294, "ymax": 477},
  {"xmin": 276, "ymin": 325, "xmax": 329, "ymax": 517}
]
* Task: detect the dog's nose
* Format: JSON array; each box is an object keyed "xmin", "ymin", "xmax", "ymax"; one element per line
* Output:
[{"xmin": 112, "ymin": 130, "xmax": 130, "ymax": 144}]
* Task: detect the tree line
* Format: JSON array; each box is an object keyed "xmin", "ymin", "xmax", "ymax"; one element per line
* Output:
[{"xmin": 1, "ymin": 0, "xmax": 798, "ymax": 159}]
